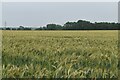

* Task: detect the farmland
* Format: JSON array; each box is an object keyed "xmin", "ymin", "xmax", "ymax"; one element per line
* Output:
[{"xmin": 2, "ymin": 30, "xmax": 118, "ymax": 78}]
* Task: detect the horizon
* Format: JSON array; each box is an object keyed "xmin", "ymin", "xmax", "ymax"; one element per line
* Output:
[
  {"xmin": 2, "ymin": 2, "xmax": 118, "ymax": 27},
  {"xmin": 1, "ymin": 19, "xmax": 119, "ymax": 28}
]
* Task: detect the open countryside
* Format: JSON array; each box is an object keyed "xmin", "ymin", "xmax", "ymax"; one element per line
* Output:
[{"xmin": 2, "ymin": 30, "xmax": 118, "ymax": 78}]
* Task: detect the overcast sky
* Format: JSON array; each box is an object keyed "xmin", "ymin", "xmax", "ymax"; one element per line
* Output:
[
  {"xmin": 2, "ymin": 2, "xmax": 118, "ymax": 27},
  {"xmin": 1, "ymin": 0, "xmax": 119, "ymax": 2},
  {"xmin": 0, "ymin": 3, "xmax": 2, "ymax": 26}
]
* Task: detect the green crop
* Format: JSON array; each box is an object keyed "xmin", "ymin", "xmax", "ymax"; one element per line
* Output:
[{"xmin": 2, "ymin": 30, "xmax": 118, "ymax": 78}]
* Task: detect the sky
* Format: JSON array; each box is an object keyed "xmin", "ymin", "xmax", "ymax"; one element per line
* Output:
[
  {"xmin": 118, "ymin": 1, "xmax": 120, "ymax": 23},
  {"xmin": 2, "ymin": 2, "xmax": 118, "ymax": 27},
  {"xmin": 1, "ymin": 0, "xmax": 120, "ymax": 2},
  {"xmin": 0, "ymin": 3, "xmax": 2, "ymax": 26}
]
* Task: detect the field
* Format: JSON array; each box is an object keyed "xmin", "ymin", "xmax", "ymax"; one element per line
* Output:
[{"xmin": 2, "ymin": 30, "xmax": 119, "ymax": 78}]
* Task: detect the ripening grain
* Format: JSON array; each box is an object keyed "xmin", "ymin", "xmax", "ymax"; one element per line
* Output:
[{"xmin": 2, "ymin": 30, "xmax": 118, "ymax": 78}]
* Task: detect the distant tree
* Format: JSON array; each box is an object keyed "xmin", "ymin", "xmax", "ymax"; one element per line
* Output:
[
  {"xmin": 1, "ymin": 20, "xmax": 120, "ymax": 30},
  {"xmin": 24, "ymin": 27, "xmax": 31, "ymax": 30},
  {"xmin": 6, "ymin": 27, "xmax": 11, "ymax": 30},
  {"xmin": 42, "ymin": 26, "xmax": 46, "ymax": 30},
  {"xmin": 35, "ymin": 27, "xmax": 43, "ymax": 30},
  {"xmin": 11, "ymin": 28, "xmax": 17, "ymax": 30},
  {"xmin": 63, "ymin": 20, "xmax": 120, "ymax": 30},
  {"xmin": 46, "ymin": 24, "xmax": 63, "ymax": 30},
  {"xmin": 18, "ymin": 26, "xmax": 24, "ymax": 30},
  {"xmin": 64, "ymin": 22, "xmax": 76, "ymax": 30}
]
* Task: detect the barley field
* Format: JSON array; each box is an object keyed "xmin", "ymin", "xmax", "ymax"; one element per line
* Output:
[{"xmin": 2, "ymin": 30, "xmax": 119, "ymax": 78}]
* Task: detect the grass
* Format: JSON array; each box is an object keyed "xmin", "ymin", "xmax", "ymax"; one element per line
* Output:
[{"xmin": 2, "ymin": 30, "xmax": 119, "ymax": 78}]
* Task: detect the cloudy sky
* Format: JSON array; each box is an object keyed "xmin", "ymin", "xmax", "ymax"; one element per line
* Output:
[
  {"xmin": 1, "ymin": 0, "xmax": 119, "ymax": 2},
  {"xmin": 2, "ymin": 2, "xmax": 118, "ymax": 27},
  {"xmin": 0, "ymin": 3, "xmax": 2, "ymax": 26}
]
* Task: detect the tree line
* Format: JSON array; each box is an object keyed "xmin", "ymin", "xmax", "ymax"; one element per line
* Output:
[{"xmin": 1, "ymin": 20, "xmax": 120, "ymax": 30}]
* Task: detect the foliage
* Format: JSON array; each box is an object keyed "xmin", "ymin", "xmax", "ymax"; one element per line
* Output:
[{"xmin": 1, "ymin": 20, "xmax": 120, "ymax": 30}]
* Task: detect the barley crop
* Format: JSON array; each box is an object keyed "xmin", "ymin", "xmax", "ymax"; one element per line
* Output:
[{"xmin": 2, "ymin": 30, "xmax": 118, "ymax": 78}]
